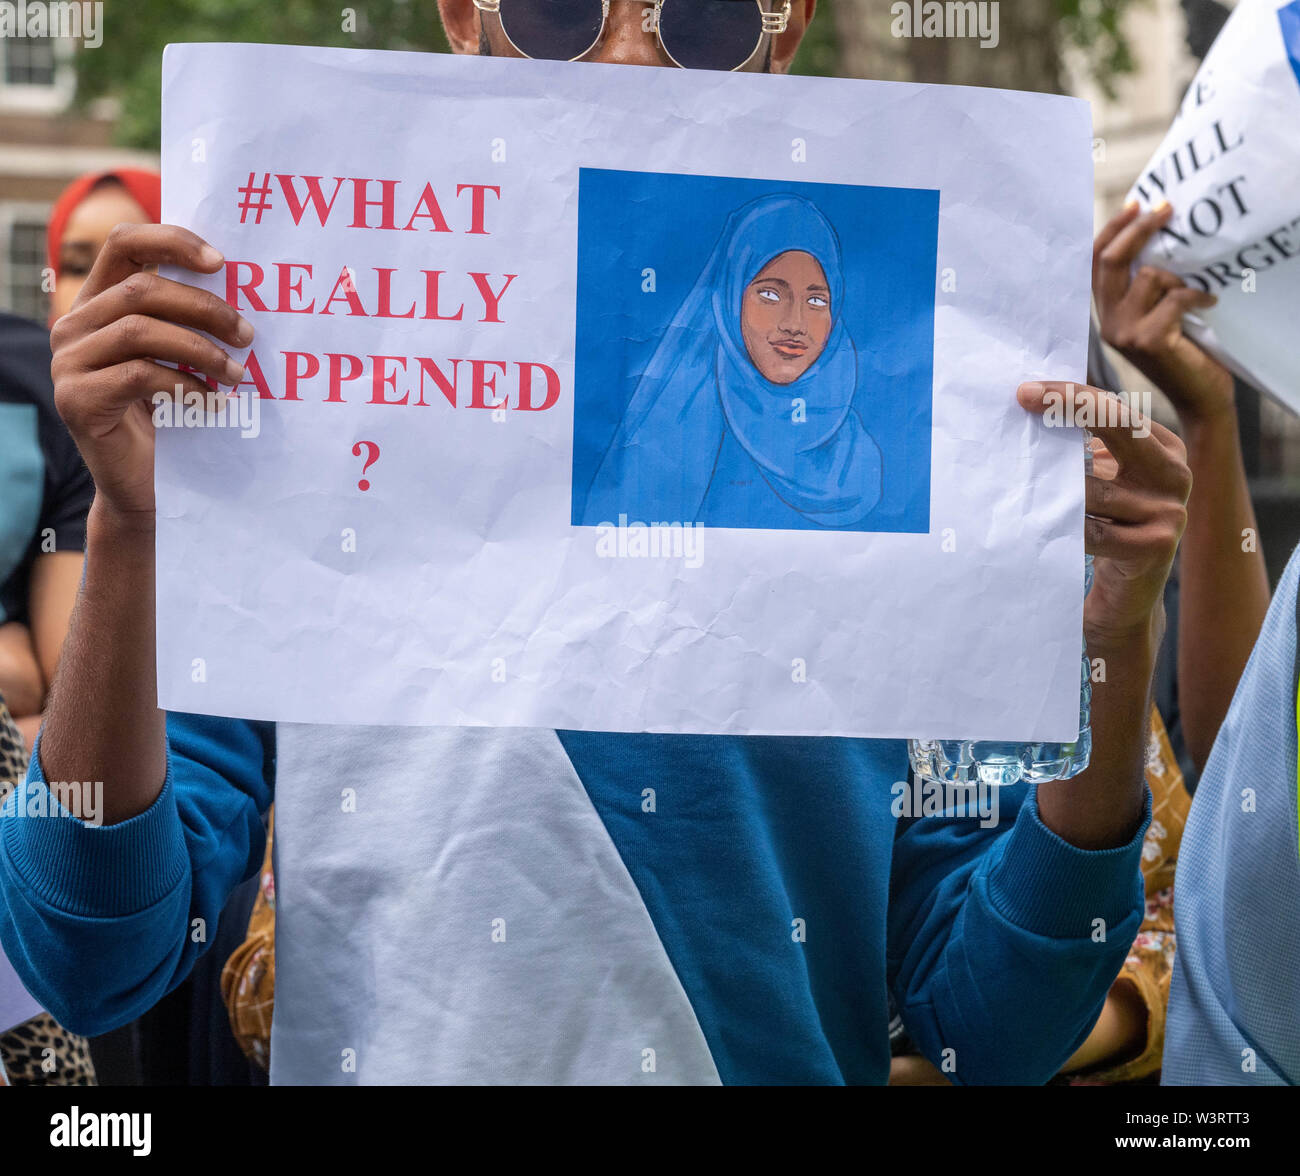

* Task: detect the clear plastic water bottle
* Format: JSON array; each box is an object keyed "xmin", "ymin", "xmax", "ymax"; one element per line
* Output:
[{"xmin": 908, "ymin": 433, "xmax": 1094, "ymax": 787}]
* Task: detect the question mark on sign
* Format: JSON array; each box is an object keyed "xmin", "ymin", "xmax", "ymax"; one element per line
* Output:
[{"xmin": 352, "ymin": 441, "xmax": 380, "ymax": 491}]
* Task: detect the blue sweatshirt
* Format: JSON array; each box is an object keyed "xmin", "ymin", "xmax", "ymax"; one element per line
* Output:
[{"xmin": 1, "ymin": 722, "xmax": 1147, "ymax": 1084}]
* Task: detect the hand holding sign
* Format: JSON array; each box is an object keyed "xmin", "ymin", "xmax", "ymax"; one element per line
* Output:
[
  {"xmin": 48, "ymin": 224, "xmax": 253, "ymax": 522},
  {"xmin": 1019, "ymin": 380, "xmax": 1190, "ymax": 648}
]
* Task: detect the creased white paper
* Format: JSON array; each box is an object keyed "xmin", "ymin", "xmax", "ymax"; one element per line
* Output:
[{"xmin": 157, "ymin": 43, "xmax": 1089, "ymax": 740}]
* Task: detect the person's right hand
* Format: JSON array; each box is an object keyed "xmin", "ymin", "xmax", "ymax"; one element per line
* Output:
[{"xmin": 49, "ymin": 223, "xmax": 253, "ymax": 526}]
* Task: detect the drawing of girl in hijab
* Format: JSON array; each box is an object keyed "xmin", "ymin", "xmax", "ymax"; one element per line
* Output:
[{"xmin": 580, "ymin": 193, "xmax": 882, "ymax": 530}]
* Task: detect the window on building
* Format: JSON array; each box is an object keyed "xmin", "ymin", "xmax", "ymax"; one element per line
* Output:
[
  {"xmin": 6, "ymin": 219, "xmax": 50, "ymax": 323},
  {"xmin": 3, "ymin": 36, "xmax": 57, "ymax": 87}
]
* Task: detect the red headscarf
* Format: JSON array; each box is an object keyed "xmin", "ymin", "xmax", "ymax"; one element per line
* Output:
[{"xmin": 46, "ymin": 168, "xmax": 161, "ymax": 277}]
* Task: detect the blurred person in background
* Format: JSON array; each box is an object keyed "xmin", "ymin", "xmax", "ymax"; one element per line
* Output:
[
  {"xmin": 0, "ymin": 174, "xmax": 124, "ymax": 1087},
  {"xmin": 48, "ymin": 171, "xmax": 162, "ymax": 325},
  {"xmin": 0, "ymin": 169, "xmax": 261, "ymax": 1087},
  {"xmin": 0, "ymin": 306, "xmax": 86, "ymax": 754},
  {"xmin": 0, "ymin": 170, "xmax": 159, "ymax": 754}
]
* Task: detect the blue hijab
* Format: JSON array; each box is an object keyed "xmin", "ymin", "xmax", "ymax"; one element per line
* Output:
[{"xmin": 582, "ymin": 194, "xmax": 881, "ymax": 528}]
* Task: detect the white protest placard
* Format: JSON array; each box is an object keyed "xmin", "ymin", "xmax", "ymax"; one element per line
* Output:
[
  {"xmin": 157, "ymin": 43, "xmax": 1090, "ymax": 741},
  {"xmin": 1128, "ymin": 0, "xmax": 1300, "ymax": 413}
]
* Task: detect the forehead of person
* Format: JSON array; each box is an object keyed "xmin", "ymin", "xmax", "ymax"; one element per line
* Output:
[
  {"xmin": 436, "ymin": 0, "xmax": 815, "ymax": 72},
  {"xmin": 56, "ymin": 182, "xmax": 152, "ymax": 275},
  {"xmin": 50, "ymin": 179, "xmax": 155, "ymax": 323}
]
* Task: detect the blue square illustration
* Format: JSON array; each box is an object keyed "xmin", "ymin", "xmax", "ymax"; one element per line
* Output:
[{"xmin": 571, "ymin": 167, "xmax": 937, "ymax": 533}]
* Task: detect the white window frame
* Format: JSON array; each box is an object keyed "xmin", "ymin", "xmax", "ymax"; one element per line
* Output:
[
  {"xmin": 0, "ymin": 199, "xmax": 54, "ymax": 321},
  {"xmin": 0, "ymin": 32, "xmax": 75, "ymax": 113}
]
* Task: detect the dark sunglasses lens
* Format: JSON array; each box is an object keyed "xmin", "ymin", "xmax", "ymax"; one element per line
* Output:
[
  {"xmin": 659, "ymin": 0, "xmax": 764, "ymax": 70},
  {"xmin": 498, "ymin": 0, "xmax": 606, "ymax": 61}
]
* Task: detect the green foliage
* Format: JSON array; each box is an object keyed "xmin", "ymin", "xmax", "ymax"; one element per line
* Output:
[
  {"xmin": 794, "ymin": 0, "xmax": 1142, "ymax": 91},
  {"xmin": 78, "ymin": 0, "xmax": 1142, "ymax": 146},
  {"xmin": 1056, "ymin": 0, "xmax": 1145, "ymax": 99},
  {"xmin": 791, "ymin": 2, "xmax": 840, "ymax": 77},
  {"xmin": 75, "ymin": 0, "xmax": 448, "ymax": 147}
]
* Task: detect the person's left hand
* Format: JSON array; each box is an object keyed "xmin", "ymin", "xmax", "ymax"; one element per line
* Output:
[
  {"xmin": 1018, "ymin": 382, "xmax": 1191, "ymax": 649},
  {"xmin": 1093, "ymin": 202, "xmax": 1233, "ymax": 425}
]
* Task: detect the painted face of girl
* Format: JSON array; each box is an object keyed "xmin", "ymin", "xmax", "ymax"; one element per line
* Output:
[{"xmin": 740, "ymin": 249, "xmax": 831, "ymax": 384}]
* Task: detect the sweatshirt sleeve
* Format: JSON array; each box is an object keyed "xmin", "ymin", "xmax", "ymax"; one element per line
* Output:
[
  {"xmin": 888, "ymin": 780, "xmax": 1149, "ymax": 1085},
  {"xmin": 0, "ymin": 712, "xmax": 274, "ymax": 1037}
]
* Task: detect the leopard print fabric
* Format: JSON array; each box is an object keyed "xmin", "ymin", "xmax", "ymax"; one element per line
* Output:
[
  {"xmin": 0, "ymin": 695, "xmax": 97, "ymax": 1086},
  {"xmin": 0, "ymin": 706, "xmax": 22, "ymax": 793},
  {"xmin": 0, "ymin": 1012, "xmax": 95, "ymax": 1086}
]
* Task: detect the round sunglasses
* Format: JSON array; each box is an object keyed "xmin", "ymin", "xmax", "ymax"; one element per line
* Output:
[{"xmin": 472, "ymin": 0, "xmax": 792, "ymax": 72}]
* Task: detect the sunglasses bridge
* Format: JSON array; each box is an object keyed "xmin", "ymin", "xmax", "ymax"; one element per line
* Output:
[{"xmin": 471, "ymin": 2, "xmax": 793, "ymax": 56}]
